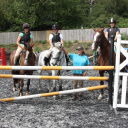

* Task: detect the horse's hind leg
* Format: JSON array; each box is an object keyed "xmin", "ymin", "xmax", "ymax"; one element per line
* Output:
[
  {"xmin": 38, "ymin": 70, "xmax": 42, "ymax": 90},
  {"xmin": 13, "ymin": 79, "xmax": 16, "ymax": 91},
  {"xmin": 26, "ymin": 79, "xmax": 30, "ymax": 95},
  {"xmin": 19, "ymin": 79, "xmax": 24, "ymax": 96}
]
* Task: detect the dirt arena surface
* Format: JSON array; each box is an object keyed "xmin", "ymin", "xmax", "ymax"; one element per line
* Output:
[{"xmin": 0, "ymin": 61, "xmax": 128, "ymax": 128}]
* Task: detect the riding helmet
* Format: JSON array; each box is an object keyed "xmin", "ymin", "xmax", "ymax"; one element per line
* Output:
[
  {"xmin": 109, "ymin": 18, "xmax": 116, "ymax": 24},
  {"xmin": 76, "ymin": 46, "xmax": 83, "ymax": 50},
  {"xmin": 23, "ymin": 23, "xmax": 30, "ymax": 29},
  {"xmin": 52, "ymin": 24, "xmax": 59, "ymax": 30}
]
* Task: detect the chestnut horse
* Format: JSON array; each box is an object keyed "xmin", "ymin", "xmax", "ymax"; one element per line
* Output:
[
  {"xmin": 92, "ymin": 28, "xmax": 125, "ymax": 99},
  {"xmin": 10, "ymin": 42, "xmax": 36, "ymax": 96}
]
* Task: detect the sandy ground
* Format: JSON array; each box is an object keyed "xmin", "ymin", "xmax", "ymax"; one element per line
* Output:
[{"xmin": 0, "ymin": 60, "xmax": 128, "ymax": 128}]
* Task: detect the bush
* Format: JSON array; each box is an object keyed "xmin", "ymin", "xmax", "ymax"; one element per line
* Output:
[
  {"xmin": 87, "ymin": 42, "xmax": 92, "ymax": 46},
  {"xmin": 121, "ymin": 33, "xmax": 128, "ymax": 40},
  {"xmin": 42, "ymin": 40, "xmax": 48, "ymax": 44},
  {"xmin": 84, "ymin": 46, "xmax": 88, "ymax": 50},
  {"xmin": 64, "ymin": 41, "xmax": 71, "ymax": 47},
  {"xmin": 34, "ymin": 46, "xmax": 42, "ymax": 52},
  {"xmin": 73, "ymin": 40, "xmax": 78, "ymax": 43}
]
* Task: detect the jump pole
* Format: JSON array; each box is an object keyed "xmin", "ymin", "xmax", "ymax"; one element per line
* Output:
[
  {"xmin": 0, "ymin": 74, "xmax": 108, "ymax": 81},
  {"xmin": 0, "ymin": 66, "xmax": 114, "ymax": 70},
  {"xmin": 0, "ymin": 85, "xmax": 107, "ymax": 102}
]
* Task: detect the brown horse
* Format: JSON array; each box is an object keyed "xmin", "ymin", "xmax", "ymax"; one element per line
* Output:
[
  {"xmin": 92, "ymin": 28, "xmax": 125, "ymax": 99},
  {"xmin": 10, "ymin": 42, "xmax": 36, "ymax": 96}
]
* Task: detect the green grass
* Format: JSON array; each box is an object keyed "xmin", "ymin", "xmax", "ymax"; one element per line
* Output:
[
  {"xmin": 34, "ymin": 46, "xmax": 43, "ymax": 52},
  {"xmin": 84, "ymin": 46, "xmax": 88, "ymax": 50},
  {"xmin": 0, "ymin": 44, "xmax": 4, "ymax": 47},
  {"xmin": 73, "ymin": 40, "xmax": 78, "ymax": 43},
  {"xmin": 87, "ymin": 42, "xmax": 92, "ymax": 46},
  {"xmin": 64, "ymin": 41, "xmax": 71, "ymax": 48}
]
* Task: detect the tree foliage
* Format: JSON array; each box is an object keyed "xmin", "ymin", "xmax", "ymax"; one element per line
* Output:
[{"xmin": 0, "ymin": 0, "xmax": 128, "ymax": 32}]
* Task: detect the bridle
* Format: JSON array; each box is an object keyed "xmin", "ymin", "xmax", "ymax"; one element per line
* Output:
[
  {"xmin": 95, "ymin": 33, "xmax": 109, "ymax": 47},
  {"xmin": 51, "ymin": 48, "xmax": 65, "ymax": 66}
]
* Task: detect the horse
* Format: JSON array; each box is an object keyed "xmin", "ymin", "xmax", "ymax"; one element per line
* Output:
[
  {"xmin": 91, "ymin": 28, "xmax": 126, "ymax": 100},
  {"xmin": 10, "ymin": 42, "xmax": 36, "ymax": 96},
  {"xmin": 38, "ymin": 42, "xmax": 67, "ymax": 94}
]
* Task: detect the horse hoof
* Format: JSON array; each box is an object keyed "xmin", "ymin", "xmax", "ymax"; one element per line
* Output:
[
  {"xmin": 98, "ymin": 94, "xmax": 103, "ymax": 100},
  {"xmin": 51, "ymin": 87, "xmax": 56, "ymax": 92},
  {"xmin": 53, "ymin": 96, "xmax": 56, "ymax": 100},
  {"xmin": 59, "ymin": 86, "xmax": 63, "ymax": 91},
  {"xmin": 119, "ymin": 88, "xmax": 122, "ymax": 93},
  {"xmin": 26, "ymin": 92, "xmax": 29, "ymax": 95},
  {"xmin": 20, "ymin": 93, "xmax": 23, "ymax": 96},
  {"xmin": 13, "ymin": 87, "xmax": 16, "ymax": 92}
]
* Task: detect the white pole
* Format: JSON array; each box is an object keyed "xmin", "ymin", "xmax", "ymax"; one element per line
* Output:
[{"xmin": 113, "ymin": 34, "xmax": 121, "ymax": 109}]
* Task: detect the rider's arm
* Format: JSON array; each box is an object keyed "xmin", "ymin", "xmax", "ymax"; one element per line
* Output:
[
  {"xmin": 30, "ymin": 38, "xmax": 34, "ymax": 46},
  {"xmin": 49, "ymin": 34, "xmax": 54, "ymax": 47},
  {"xmin": 60, "ymin": 39, "xmax": 64, "ymax": 47},
  {"xmin": 49, "ymin": 40, "xmax": 54, "ymax": 47},
  {"xmin": 60, "ymin": 34, "xmax": 64, "ymax": 47},
  {"xmin": 30, "ymin": 34, "xmax": 34, "ymax": 46},
  {"xmin": 114, "ymin": 31, "xmax": 120, "ymax": 41},
  {"xmin": 105, "ymin": 31, "xmax": 108, "ymax": 39},
  {"xmin": 16, "ymin": 36, "xmax": 24, "ymax": 49}
]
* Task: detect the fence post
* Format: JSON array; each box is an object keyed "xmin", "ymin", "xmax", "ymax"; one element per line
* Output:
[{"xmin": 109, "ymin": 35, "xmax": 114, "ymax": 109}]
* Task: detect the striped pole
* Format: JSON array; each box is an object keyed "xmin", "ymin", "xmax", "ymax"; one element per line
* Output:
[
  {"xmin": 0, "ymin": 85, "xmax": 107, "ymax": 102},
  {"xmin": 0, "ymin": 74, "xmax": 108, "ymax": 81},
  {"xmin": 0, "ymin": 66, "xmax": 114, "ymax": 70}
]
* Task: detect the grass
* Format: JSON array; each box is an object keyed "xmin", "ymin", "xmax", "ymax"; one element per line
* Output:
[
  {"xmin": 84, "ymin": 46, "xmax": 88, "ymax": 50},
  {"xmin": 73, "ymin": 40, "xmax": 79, "ymax": 43},
  {"xmin": 87, "ymin": 42, "xmax": 92, "ymax": 46},
  {"xmin": 64, "ymin": 41, "xmax": 72, "ymax": 48},
  {"xmin": 34, "ymin": 46, "xmax": 43, "ymax": 52}
]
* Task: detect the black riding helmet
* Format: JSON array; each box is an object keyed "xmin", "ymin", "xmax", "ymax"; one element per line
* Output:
[
  {"xmin": 23, "ymin": 23, "xmax": 30, "ymax": 29},
  {"xmin": 52, "ymin": 24, "xmax": 59, "ymax": 30},
  {"xmin": 109, "ymin": 18, "xmax": 116, "ymax": 24}
]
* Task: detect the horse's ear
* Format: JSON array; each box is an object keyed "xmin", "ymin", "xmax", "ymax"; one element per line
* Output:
[
  {"xmin": 93, "ymin": 27, "xmax": 96, "ymax": 32},
  {"xmin": 31, "ymin": 44, "xmax": 34, "ymax": 47},
  {"xmin": 102, "ymin": 27, "xmax": 106, "ymax": 31}
]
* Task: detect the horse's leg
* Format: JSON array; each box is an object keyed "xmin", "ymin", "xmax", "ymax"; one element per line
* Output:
[
  {"xmin": 26, "ymin": 79, "xmax": 30, "ymax": 95},
  {"xmin": 26, "ymin": 71, "xmax": 33, "ymax": 95},
  {"xmin": 59, "ymin": 80, "xmax": 63, "ymax": 91},
  {"xmin": 18, "ymin": 79, "xmax": 20, "ymax": 91},
  {"xmin": 38, "ymin": 70, "xmax": 42, "ymax": 90},
  {"xmin": 19, "ymin": 70, "xmax": 24, "ymax": 96},
  {"xmin": 98, "ymin": 71, "xmax": 104, "ymax": 100},
  {"xmin": 47, "ymin": 79, "xmax": 51, "ymax": 92},
  {"xmin": 20, "ymin": 79, "xmax": 24, "ymax": 96},
  {"xmin": 51, "ymin": 70, "xmax": 56, "ymax": 92},
  {"xmin": 13, "ymin": 79, "xmax": 16, "ymax": 92}
]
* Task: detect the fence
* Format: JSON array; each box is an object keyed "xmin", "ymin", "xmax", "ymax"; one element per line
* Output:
[{"xmin": 0, "ymin": 28, "xmax": 128, "ymax": 45}]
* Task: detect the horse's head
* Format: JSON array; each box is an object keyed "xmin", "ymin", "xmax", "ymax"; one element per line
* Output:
[
  {"xmin": 23, "ymin": 42, "xmax": 34, "ymax": 65},
  {"xmin": 92, "ymin": 27, "xmax": 105, "ymax": 51},
  {"xmin": 50, "ymin": 47, "xmax": 61, "ymax": 66},
  {"xmin": 54, "ymin": 42, "xmax": 62, "ymax": 49}
]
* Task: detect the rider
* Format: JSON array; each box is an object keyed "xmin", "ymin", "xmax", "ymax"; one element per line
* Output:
[
  {"xmin": 105, "ymin": 18, "xmax": 120, "ymax": 42},
  {"xmin": 44, "ymin": 24, "xmax": 64, "ymax": 65},
  {"xmin": 14, "ymin": 23, "xmax": 34, "ymax": 65},
  {"xmin": 94, "ymin": 18, "xmax": 120, "ymax": 65}
]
